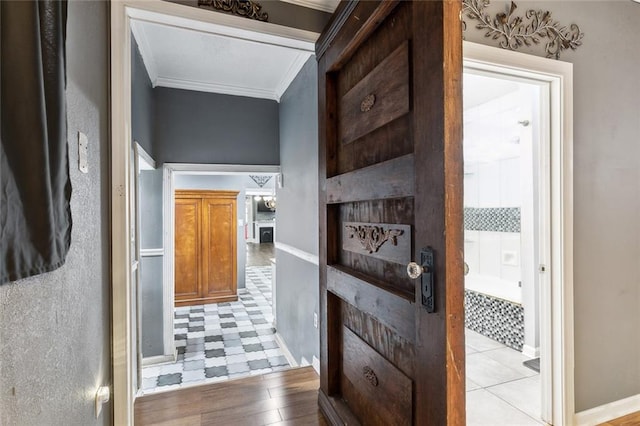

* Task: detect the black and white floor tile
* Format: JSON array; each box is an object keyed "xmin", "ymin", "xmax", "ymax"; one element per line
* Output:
[{"xmin": 140, "ymin": 266, "xmax": 291, "ymax": 394}]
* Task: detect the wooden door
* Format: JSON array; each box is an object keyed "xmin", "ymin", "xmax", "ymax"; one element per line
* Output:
[
  {"xmin": 317, "ymin": 1, "xmax": 464, "ymax": 425},
  {"xmin": 202, "ymin": 194, "xmax": 237, "ymax": 302},
  {"xmin": 175, "ymin": 196, "xmax": 201, "ymax": 302},
  {"xmin": 175, "ymin": 190, "xmax": 238, "ymax": 306}
]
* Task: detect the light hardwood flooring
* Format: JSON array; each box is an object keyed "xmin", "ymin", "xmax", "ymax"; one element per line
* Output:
[
  {"xmin": 135, "ymin": 366, "xmax": 327, "ymax": 426},
  {"xmin": 599, "ymin": 411, "xmax": 640, "ymax": 426}
]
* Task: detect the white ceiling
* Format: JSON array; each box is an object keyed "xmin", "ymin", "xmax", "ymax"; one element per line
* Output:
[
  {"xmin": 131, "ymin": 20, "xmax": 314, "ymax": 102},
  {"xmin": 464, "ymin": 73, "xmax": 519, "ymax": 110}
]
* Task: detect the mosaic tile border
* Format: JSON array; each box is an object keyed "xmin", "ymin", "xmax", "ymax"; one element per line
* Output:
[
  {"xmin": 464, "ymin": 207, "xmax": 520, "ymax": 233},
  {"xmin": 464, "ymin": 289, "xmax": 524, "ymax": 351}
]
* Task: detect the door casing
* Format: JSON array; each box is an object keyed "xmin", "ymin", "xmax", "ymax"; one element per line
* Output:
[
  {"xmin": 464, "ymin": 41, "xmax": 575, "ymax": 426},
  {"xmin": 110, "ymin": 3, "xmax": 574, "ymax": 425}
]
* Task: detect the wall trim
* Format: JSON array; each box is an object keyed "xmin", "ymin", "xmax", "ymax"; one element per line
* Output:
[
  {"xmin": 574, "ymin": 394, "xmax": 640, "ymax": 426},
  {"xmin": 274, "ymin": 241, "xmax": 319, "ymax": 265},
  {"xmin": 168, "ymin": 163, "xmax": 281, "ymax": 175},
  {"xmin": 154, "ymin": 76, "xmax": 281, "ymax": 101},
  {"xmin": 141, "ymin": 353, "xmax": 176, "ymax": 367},
  {"xmin": 140, "ymin": 248, "xmax": 164, "ymax": 257},
  {"xmin": 522, "ymin": 344, "xmax": 540, "ymax": 359},
  {"xmin": 135, "ymin": 141, "xmax": 156, "ymax": 170},
  {"xmin": 312, "ymin": 355, "xmax": 320, "ymax": 375},
  {"xmin": 275, "ymin": 332, "xmax": 299, "ymax": 368},
  {"xmin": 161, "ymin": 167, "xmax": 176, "ymax": 371},
  {"xmin": 279, "ymin": 0, "xmax": 337, "ymax": 13},
  {"xmin": 464, "ymin": 41, "xmax": 574, "ymax": 426}
]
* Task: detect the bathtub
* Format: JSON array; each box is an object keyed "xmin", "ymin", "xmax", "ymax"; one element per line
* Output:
[{"xmin": 464, "ymin": 274, "xmax": 521, "ymax": 304}]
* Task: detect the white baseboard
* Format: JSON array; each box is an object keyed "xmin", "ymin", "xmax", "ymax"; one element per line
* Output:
[
  {"xmin": 574, "ymin": 393, "xmax": 640, "ymax": 425},
  {"xmin": 522, "ymin": 344, "xmax": 540, "ymax": 359},
  {"xmin": 141, "ymin": 353, "xmax": 176, "ymax": 366},
  {"xmin": 312, "ymin": 356, "xmax": 320, "ymax": 375},
  {"xmin": 275, "ymin": 332, "xmax": 299, "ymax": 368}
]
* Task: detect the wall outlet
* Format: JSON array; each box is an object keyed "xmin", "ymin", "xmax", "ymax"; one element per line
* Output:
[{"xmin": 313, "ymin": 312, "xmax": 318, "ymax": 328}]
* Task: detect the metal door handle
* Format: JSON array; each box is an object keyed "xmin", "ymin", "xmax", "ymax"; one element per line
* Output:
[{"xmin": 407, "ymin": 247, "xmax": 435, "ymax": 313}]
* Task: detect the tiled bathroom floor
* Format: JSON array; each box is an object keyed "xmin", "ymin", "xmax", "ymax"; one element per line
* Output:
[
  {"xmin": 140, "ymin": 266, "xmax": 291, "ymax": 394},
  {"xmin": 466, "ymin": 329, "xmax": 544, "ymax": 425}
]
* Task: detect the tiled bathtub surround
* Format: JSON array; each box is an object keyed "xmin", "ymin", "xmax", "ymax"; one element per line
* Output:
[
  {"xmin": 464, "ymin": 207, "xmax": 521, "ymax": 233},
  {"xmin": 465, "ymin": 289, "xmax": 524, "ymax": 351},
  {"xmin": 140, "ymin": 266, "xmax": 291, "ymax": 394}
]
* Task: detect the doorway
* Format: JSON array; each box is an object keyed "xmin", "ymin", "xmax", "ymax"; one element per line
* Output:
[
  {"xmin": 138, "ymin": 166, "xmax": 291, "ymax": 394},
  {"xmin": 463, "ymin": 70, "xmax": 545, "ymax": 425},
  {"xmin": 463, "ymin": 42, "xmax": 575, "ymax": 425}
]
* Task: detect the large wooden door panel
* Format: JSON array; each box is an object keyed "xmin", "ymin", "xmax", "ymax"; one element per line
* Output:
[
  {"xmin": 202, "ymin": 197, "xmax": 237, "ymax": 300},
  {"xmin": 175, "ymin": 198, "xmax": 201, "ymax": 301},
  {"xmin": 317, "ymin": 1, "xmax": 463, "ymax": 425}
]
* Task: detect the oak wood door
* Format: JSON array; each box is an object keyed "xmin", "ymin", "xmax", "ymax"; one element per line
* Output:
[
  {"xmin": 174, "ymin": 190, "xmax": 238, "ymax": 306},
  {"xmin": 201, "ymin": 195, "xmax": 237, "ymax": 302},
  {"xmin": 316, "ymin": 1, "xmax": 464, "ymax": 425}
]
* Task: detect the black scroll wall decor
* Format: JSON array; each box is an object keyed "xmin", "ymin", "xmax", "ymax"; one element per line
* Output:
[
  {"xmin": 1, "ymin": 1, "xmax": 71, "ymax": 284},
  {"xmin": 198, "ymin": 0, "xmax": 269, "ymax": 22}
]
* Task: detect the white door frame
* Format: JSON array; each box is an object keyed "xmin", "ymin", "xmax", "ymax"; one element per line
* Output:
[
  {"xmin": 110, "ymin": 1, "xmax": 317, "ymax": 424},
  {"xmin": 463, "ymin": 41, "xmax": 575, "ymax": 426},
  {"xmin": 162, "ymin": 164, "xmax": 280, "ymax": 364}
]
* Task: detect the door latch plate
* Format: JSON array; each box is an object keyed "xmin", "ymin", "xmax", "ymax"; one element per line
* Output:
[{"xmin": 420, "ymin": 247, "xmax": 435, "ymax": 313}]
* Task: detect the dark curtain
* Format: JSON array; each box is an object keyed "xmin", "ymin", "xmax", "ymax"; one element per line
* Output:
[{"xmin": 0, "ymin": 1, "xmax": 70, "ymax": 284}]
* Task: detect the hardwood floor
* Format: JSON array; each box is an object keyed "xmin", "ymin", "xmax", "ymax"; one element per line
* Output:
[
  {"xmin": 135, "ymin": 366, "xmax": 328, "ymax": 426},
  {"xmin": 599, "ymin": 411, "xmax": 640, "ymax": 426},
  {"xmin": 247, "ymin": 242, "xmax": 275, "ymax": 267},
  {"xmin": 135, "ymin": 362, "xmax": 639, "ymax": 426}
]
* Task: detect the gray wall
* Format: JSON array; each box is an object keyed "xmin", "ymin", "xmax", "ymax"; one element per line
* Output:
[
  {"xmin": 132, "ymin": 37, "xmax": 155, "ymax": 157},
  {"xmin": 0, "ymin": 1, "xmax": 111, "ymax": 424},
  {"xmin": 154, "ymin": 88, "xmax": 280, "ymax": 166},
  {"xmin": 464, "ymin": 1, "xmax": 640, "ymax": 412},
  {"xmin": 275, "ymin": 57, "xmax": 320, "ymax": 365},
  {"xmin": 165, "ymin": 0, "xmax": 332, "ymax": 33},
  {"xmin": 140, "ymin": 168, "xmax": 165, "ymax": 358}
]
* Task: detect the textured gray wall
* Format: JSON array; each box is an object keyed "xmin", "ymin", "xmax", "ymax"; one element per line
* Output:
[
  {"xmin": 154, "ymin": 88, "xmax": 280, "ymax": 166},
  {"xmin": 140, "ymin": 168, "xmax": 165, "ymax": 358},
  {"xmin": 275, "ymin": 57, "xmax": 320, "ymax": 364},
  {"xmin": 165, "ymin": 0, "xmax": 332, "ymax": 33},
  {"xmin": 464, "ymin": 0, "xmax": 640, "ymax": 412},
  {"xmin": 132, "ymin": 36, "xmax": 155, "ymax": 158},
  {"xmin": 0, "ymin": 1, "xmax": 111, "ymax": 424}
]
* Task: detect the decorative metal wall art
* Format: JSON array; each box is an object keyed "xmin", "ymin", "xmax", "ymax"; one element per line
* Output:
[
  {"xmin": 198, "ymin": 0, "xmax": 268, "ymax": 22},
  {"xmin": 360, "ymin": 94, "xmax": 376, "ymax": 112},
  {"xmin": 462, "ymin": 0, "xmax": 584, "ymax": 59},
  {"xmin": 249, "ymin": 175, "xmax": 272, "ymax": 188},
  {"xmin": 345, "ymin": 224, "xmax": 404, "ymax": 254},
  {"xmin": 362, "ymin": 366, "xmax": 379, "ymax": 387}
]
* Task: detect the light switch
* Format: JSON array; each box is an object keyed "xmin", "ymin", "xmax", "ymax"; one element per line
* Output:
[{"xmin": 78, "ymin": 132, "xmax": 88, "ymax": 173}]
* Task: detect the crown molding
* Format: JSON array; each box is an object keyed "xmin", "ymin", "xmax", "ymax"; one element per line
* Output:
[
  {"xmin": 154, "ymin": 76, "xmax": 280, "ymax": 101},
  {"xmin": 130, "ymin": 20, "xmax": 159, "ymax": 83},
  {"xmin": 274, "ymin": 51, "xmax": 313, "ymax": 100},
  {"xmin": 279, "ymin": 0, "xmax": 338, "ymax": 13}
]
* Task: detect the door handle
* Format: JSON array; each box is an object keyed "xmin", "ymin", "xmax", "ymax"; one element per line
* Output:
[{"xmin": 407, "ymin": 247, "xmax": 435, "ymax": 313}]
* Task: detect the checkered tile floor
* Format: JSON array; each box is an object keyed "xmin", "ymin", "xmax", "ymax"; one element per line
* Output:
[{"xmin": 140, "ymin": 266, "xmax": 291, "ymax": 394}]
